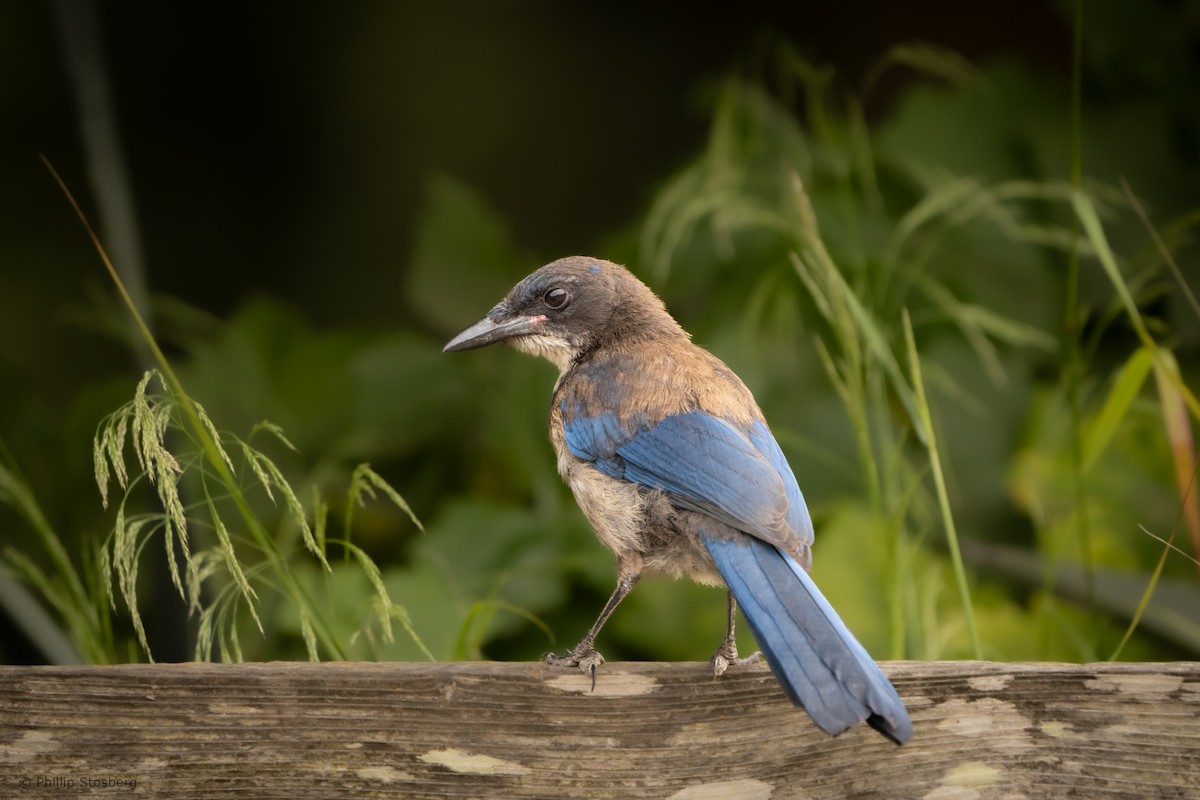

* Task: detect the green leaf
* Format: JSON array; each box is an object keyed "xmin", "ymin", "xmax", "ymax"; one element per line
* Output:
[
  {"xmin": 1072, "ymin": 191, "xmax": 1153, "ymax": 347},
  {"xmin": 1082, "ymin": 346, "xmax": 1154, "ymax": 472}
]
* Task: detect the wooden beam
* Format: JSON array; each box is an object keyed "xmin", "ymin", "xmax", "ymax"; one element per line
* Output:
[{"xmin": 2, "ymin": 661, "xmax": 1198, "ymax": 798}]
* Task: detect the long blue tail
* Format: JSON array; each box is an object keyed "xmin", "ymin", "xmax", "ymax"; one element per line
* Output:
[{"xmin": 704, "ymin": 534, "xmax": 913, "ymax": 744}]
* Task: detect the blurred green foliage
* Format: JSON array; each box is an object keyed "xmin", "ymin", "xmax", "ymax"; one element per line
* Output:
[{"xmin": 3, "ymin": 11, "xmax": 1199, "ymax": 666}]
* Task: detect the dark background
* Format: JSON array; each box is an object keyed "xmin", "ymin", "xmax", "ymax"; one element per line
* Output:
[{"xmin": 6, "ymin": 2, "xmax": 1068, "ymax": 325}]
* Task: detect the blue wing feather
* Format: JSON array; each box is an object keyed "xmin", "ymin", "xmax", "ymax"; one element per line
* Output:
[
  {"xmin": 747, "ymin": 421, "xmax": 813, "ymax": 549},
  {"xmin": 562, "ymin": 411, "xmax": 628, "ymax": 479}
]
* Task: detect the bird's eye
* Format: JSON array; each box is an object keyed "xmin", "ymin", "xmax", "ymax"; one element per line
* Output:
[{"xmin": 543, "ymin": 287, "xmax": 569, "ymax": 310}]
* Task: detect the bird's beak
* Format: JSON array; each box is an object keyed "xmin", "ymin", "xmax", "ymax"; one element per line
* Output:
[{"xmin": 443, "ymin": 312, "xmax": 546, "ymax": 352}]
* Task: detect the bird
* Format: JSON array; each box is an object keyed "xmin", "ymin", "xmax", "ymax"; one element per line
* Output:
[{"xmin": 443, "ymin": 256, "xmax": 913, "ymax": 744}]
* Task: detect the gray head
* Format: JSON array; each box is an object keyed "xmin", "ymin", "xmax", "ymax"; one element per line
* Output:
[{"xmin": 443, "ymin": 256, "xmax": 686, "ymax": 372}]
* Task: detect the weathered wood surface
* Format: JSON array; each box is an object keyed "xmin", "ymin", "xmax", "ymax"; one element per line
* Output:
[{"xmin": 1, "ymin": 660, "xmax": 1197, "ymax": 799}]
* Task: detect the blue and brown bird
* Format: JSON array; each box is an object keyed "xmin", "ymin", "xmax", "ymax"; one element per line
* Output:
[{"xmin": 444, "ymin": 256, "xmax": 913, "ymax": 743}]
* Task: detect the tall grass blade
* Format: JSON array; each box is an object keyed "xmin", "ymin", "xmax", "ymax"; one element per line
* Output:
[
  {"xmin": 1109, "ymin": 457, "xmax": 1199, "ymax": 660},
  {"xmin": 903, "ymin": 309, "xmax": 982, "ymax": 658},
  {"xmin": 0, "ymin": 451, "xmax": 97, "ymax": 658},
  {"xmin": 1121, "ymin": 178, "xmax": 1200, "ymax": 322},
  {"xmin": 1074, "ymin": 190, "xmax": 1200, "ymax": 423},
  {"xmin": 44, "ymin": 158, "xmax": 348, "ymax": 660},
  {"xmin": 1082, "ymin": 346, "xmax": 1154, "ymax": 472},
  {"xmin": 789, "ymin": 240, "xmax": 924, "ymax": 444},
  {"xmin": 1072, "ymin": 192, "xmax": 1153, "ymax": 347},
  {"xmin": 0, "ymin": 557, "xmax": 86, "ymax": 664},
  {"xmin": 1152, "ymin": 352, "xmax": 1200, "ymax": 585},
  {"xmin": 862, "ymin": 41, "xmax": 978, "ymax": 99}
]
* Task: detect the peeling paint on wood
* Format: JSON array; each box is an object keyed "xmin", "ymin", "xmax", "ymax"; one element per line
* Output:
[
  {"xmin": 418, "ymin": 747, "xmax": 531, "ymax": 776},
  {"xmin": 544, "ymin": 670, "xmax": 661, "ymax": 696},
  {"xmin": 966, "ymin": 674, "xmax": 1013, "ymax": 693},
  {"xmin": 667, "ymin": 777, "xmax": 776, "ymax": 799}
]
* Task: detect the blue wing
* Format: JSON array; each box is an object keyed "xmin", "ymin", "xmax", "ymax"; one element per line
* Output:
[{"xmin": 562, "ymin": 408, "xmax": 813, "ymax": 556}]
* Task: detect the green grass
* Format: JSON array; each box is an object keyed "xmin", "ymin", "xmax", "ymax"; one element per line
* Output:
[
  {"xmin": 637, "ymin": 35, "xmax": 1200, "ymax": 662},
  {"xmin": 87, "ymin": 365, "xmax": 436, "ymax": 663},
  {"xmin": 1, "ymin": 444, "xmax": 114, "ymax": 663},
  {"xmin": 28, "ymin": 162, "xmax": 430, "ymax": 664}
]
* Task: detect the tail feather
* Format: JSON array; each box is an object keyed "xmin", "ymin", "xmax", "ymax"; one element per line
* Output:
[{"xmin": 704, "ymin": 534, "xmax": 913, "ymax": 744}]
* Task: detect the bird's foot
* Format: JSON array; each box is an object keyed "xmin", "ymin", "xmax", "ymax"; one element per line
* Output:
[
  {"xmin": 545, "ymin": 646, "xmax": 606, "ymax": 690},
  {"xmin": 710, "ymin": 644, "xmax": 762, "ymax": 678}
]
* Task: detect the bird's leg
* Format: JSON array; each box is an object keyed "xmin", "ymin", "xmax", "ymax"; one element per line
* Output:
[
  {"xmin": 546, "ymin": 572, "xmax": 639, "ymax": 690},
  {"xmin": 710, "ymin": 590, "xmax": 761, "ymax": 678}
]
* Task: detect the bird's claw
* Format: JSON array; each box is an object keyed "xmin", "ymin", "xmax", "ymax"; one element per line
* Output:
[
  {"xmin": 545, "ymin": 647, "xmax": 606, "ymax": 690},
  {"xmin": 710, "ymin": 645, "xmax": 762, "ymax": 678}
]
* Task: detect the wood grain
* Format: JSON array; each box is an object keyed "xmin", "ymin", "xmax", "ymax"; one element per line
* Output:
[{"xmin": 1, "ymin": 661, "xmax": 1198, "ymax": 798}]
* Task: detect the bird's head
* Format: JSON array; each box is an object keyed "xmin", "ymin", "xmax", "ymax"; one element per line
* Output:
[{"xmin": 443, "ymin": 256, "xmax": 685, "ymax": 371}]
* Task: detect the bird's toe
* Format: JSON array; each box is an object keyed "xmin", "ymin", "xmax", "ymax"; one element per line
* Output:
[
  {"xmin": 545, "ymin": 647, "xmax": 605, "ymax": 669},
  {"xmin": 545, "ymin": 647, "xmax": 606, "ymax": 690},
  {"xmin": 711, "ymin": 645, "xmax": 761, "ymax": 678}
]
